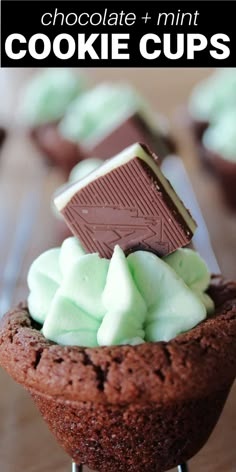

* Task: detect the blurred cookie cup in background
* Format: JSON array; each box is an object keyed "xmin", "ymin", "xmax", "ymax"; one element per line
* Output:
[
  {"xmin": 18, "ymin": 69, "xmax": 88, "ymax": 174},
  {"xmin": 59, "ymin": 82, "xmax": 175, "ymax": 162},
  {"xmin": 187, "ymin": 69, "xmax": 236, "ymax": 208},
  {"xmin": 201, "ymin": 109, "xmax": 236, "ymax": 209}
]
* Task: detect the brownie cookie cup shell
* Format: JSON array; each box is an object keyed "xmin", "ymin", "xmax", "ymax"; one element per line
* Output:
[
  {"xmin": 83, "ymin": 114, "xmax": 175, "ymax": 163},
  {"xmin": 30, "ymin": 122, "xmax": 84, "ymax": 175},
  {"xmin": 200, "ymin": 149, "xmax": 236, "ymax": 210},
  {"xmin": 186, "ymin": 114, "xmax": 236, "ymax": 209},
  {"xmin": 186, "ymin": 113, "xmax": 213, "ymax": 171},
  {"xmin": 0, "ymin": 276, "xmax": 236, "ymax": 472}
]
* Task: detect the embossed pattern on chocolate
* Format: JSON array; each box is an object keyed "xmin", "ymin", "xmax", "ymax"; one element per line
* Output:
[{"xmin": 60, "ymin": 156, "xmax": 194, "ymax": 258}]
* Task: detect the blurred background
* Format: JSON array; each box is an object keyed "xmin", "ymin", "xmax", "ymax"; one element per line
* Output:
[{"xmin": 0, "ymin": 67, "xmax": 236, "ymax": 472}]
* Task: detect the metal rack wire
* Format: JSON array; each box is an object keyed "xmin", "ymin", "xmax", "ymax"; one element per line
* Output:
[
  {"xmin": 72, "ymin": 464, "xmax": 83, "ymax": 472},
  {"xmin": 178, "ymin": 464, "xmax": 189, "ymax": 472},
  {"xmin": 72, "ymin": 462, "xmax": 189, "ymax": 471}
]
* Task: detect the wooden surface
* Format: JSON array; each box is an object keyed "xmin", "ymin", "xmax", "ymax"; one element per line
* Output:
[{"xmin": 0, "ymin": 68, "xmax": 236, "ymax": 472}]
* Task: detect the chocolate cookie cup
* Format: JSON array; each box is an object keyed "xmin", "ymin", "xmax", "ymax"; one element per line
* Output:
[
  {"xmin": 186, "ymin": 114, "xmax": 213, "ymax": 171},
  {"xmin": 187, "ymin": 115, "xmax": 236, "ymax": 209},
  {"xmin": 30, "ymin": 115, "xmax": 174, "ymax": 176},
  {"xmin": 198, "ymin": 148, "xmax": 236, "ymax": 210},
  {"xmin": 187, "ymin": 69, "xmax": 236, "ymax": 206},
  {"xmin": 30, "ymin": 122, "xmax": 85, "ymax": 175},
  {"xmin": 81, "ymin": 113, "xmax": 175, "ymax": 163},
  {"xmin": 188, "ymin": 115, "xmax": 209, "ymax": 145},
  {"xmin": 1, "ymin": 276, "xmax": 236, "ymax": 472}
]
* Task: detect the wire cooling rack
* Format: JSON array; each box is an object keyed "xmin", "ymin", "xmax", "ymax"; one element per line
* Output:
[{"xmin": 72, "ymin": 462, "xmax": 189, "ymax": 471}]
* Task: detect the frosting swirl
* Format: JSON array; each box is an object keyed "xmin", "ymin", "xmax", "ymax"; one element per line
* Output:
[
  {"xmin": 20, "ymin": 69, "xmax": 87, "ymax": 126},
  {"xmin": 68, "ymin": 158, "xmax": 103, "ymax": 183},
  {"xmin": 28, "ymin": 238, "xmax": 213, "ymax": 347},
  {"xmin": 59, "ymin": 83, "xmax": 165, "ymax": 145},
  {"xmin": 203, "ymin": 108, "xmax": 236, "ymax": 161},
  {"xmin": 189, "ymin": 69, "xmax": 236, "ymax": 122}
]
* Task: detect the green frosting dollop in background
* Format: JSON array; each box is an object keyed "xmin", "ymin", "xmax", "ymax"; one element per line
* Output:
[
  {"xmin": 59, "ymin": 82, "xmax": 158, "ymax": 144},
  {"xmin": 20, "ymin": 69, "xmax": 87, "ymax": 126},
  {"xmin": 189, "ymin": 69, "xmax": 236, "ymax": 161},
  {"xmin": 203, "ymin": 108, "xmax": 236, "ymax": 161},
  {"xmin": 189, "ymin": 69, "xmax": 236, "ymax": 122}
]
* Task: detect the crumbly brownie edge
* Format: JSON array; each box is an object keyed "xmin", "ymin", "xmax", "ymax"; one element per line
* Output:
[
  {"xmin": 29, "ymin": 386, "xmax": 230, "ymax": 472},
  {"xmin": 0, "ymin": 276, "xmax": 236, "ymax": 405}
]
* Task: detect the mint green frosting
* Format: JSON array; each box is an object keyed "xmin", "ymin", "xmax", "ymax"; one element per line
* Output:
[
  {"xmin": 163, "ymin": 248, "xmax": 214, "ymax": 315},
  {"xmin": 28, "ymin": 248, "xmax": 61, "ymax": 324},
  {"xmin": 59, "ymin": 83, "xmax": 157, "ymax": 144},
  {"xmin": 27, "ymin": 238, "xmax": 213, "ymax": 347},
  {"xmin": 20, "ymin": 69, "xmax": 87, "ymax": 126},
  {"xmin": 203, "ymin": 108, "xmax": 236, "ymax": 161},
  {"xmin": 69, "ymin": 158, "xmax": 103, "ymax": 183},
  {"xmin": 128, "ymin": 250, "xmax": 211, "ymax": 343},
  {"xmin": 97, "ymin": 246, "xmax": 146, "ymax": 345},
  {"xmin": 189, "ymin": 69, "xmax": 236, "ymax": 121}
]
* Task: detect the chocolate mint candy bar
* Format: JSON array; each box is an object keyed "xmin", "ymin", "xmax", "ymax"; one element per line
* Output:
[{"xmin": 54, "ymin": 143, "xmax": 196, "ymax": 258}]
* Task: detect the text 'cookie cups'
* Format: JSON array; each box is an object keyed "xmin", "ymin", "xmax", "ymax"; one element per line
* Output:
[{"xmin": 0, "ymin": 276, "xmax": 236, "ymax": 472}]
